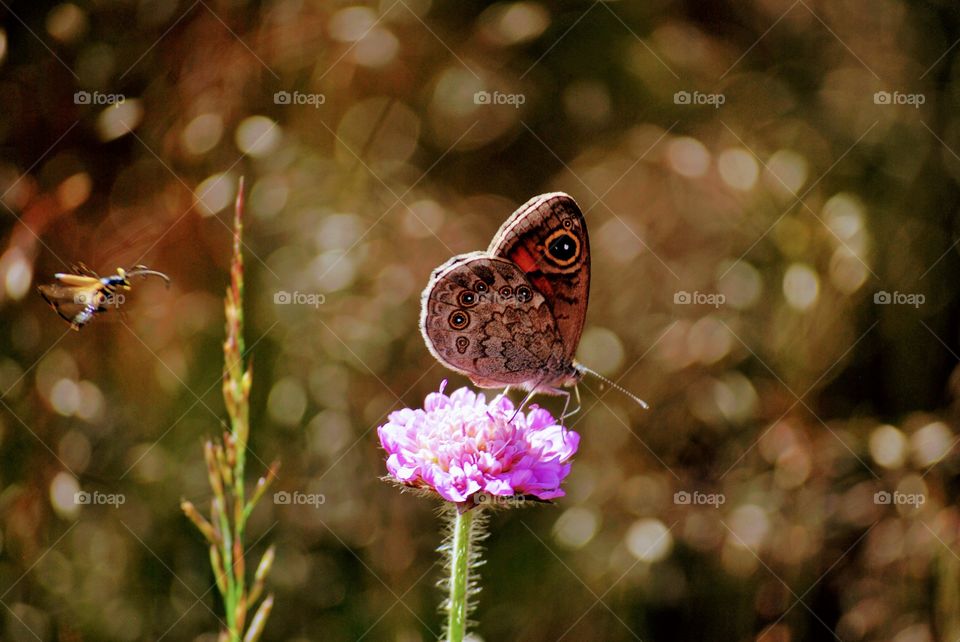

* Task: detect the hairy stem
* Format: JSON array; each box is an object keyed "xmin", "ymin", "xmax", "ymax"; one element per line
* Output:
[{"xmin": 443, "ymin": 505, "xmax": 486, "ymax": 642}]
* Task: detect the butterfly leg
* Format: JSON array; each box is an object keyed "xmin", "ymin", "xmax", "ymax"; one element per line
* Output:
[
  {"xmin": 526, "ymin": 386, "xmax": 578, "ymax": 425},
  {"xmin": 507, "ymin": 385, "xmax": 580, "ymax": 424},
  {"xmin": 490, "ymin": 386, "xmax": 512, "ymax": 412},
  {"xmin": 554, "ymin": 389, "xmax": 570, "ymax": 423},
  {"xmin": 561, "ymin": 384, "xmax": 582, "ymax": 420},
  {"xmin": 509, "ymin": 388, "xmax": 538, "ymax": 422},
  {"xmin": 556, "ymin": 386, "xmax": 584, "ymax": 425}
]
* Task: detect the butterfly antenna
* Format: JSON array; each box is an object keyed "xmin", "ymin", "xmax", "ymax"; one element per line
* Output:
[
  {"xmin": 576, "ymin": 364, "xmax": 650, "ymax": 410},
  {"xmin": 126, "ymin": 267, "xmax": 172, "ymax": 287}
]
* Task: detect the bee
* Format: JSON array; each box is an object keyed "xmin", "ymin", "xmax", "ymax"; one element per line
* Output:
[{"xmin": 38, "ymin": 264, "xmax": 171, "ymax": 330}]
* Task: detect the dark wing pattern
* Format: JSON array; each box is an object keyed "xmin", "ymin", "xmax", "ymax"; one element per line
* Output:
[{"xmin": 419, "ymin": 254, "xmax": 569, "ymax": 389}]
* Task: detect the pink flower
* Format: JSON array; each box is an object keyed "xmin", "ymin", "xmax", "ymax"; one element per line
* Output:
[{"xmin": 378, "ymin": 381, "xmax": 580, "ymax": 504}]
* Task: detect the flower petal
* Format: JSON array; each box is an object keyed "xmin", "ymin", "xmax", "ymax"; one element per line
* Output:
[{"xmin": 377, "ymin": 382, "xmax": 578, "ymax": 505}]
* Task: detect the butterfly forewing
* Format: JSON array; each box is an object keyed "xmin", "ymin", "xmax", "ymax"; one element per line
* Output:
[{"xmin": 487, "ymin": 193, "xmax": 590, "ymax": 363}]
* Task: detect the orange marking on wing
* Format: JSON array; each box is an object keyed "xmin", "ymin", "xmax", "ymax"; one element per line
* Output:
[
  {"xmin": 509, "ymin": 246, "xmax": 554, "ymax": 296},
  {"xmin": 509, "ymin": 246, "xmax": 538, "ymax": 273}
]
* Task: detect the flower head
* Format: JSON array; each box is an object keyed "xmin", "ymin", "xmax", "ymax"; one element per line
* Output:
[{"xmin": 378, "ymin": 381, "xmax": 580, "ymax": 504}]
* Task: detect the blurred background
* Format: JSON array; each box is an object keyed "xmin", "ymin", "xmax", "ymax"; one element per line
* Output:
[{"xmin": 1, "ymin": 0, "xmax": 960, "ymax": 640}]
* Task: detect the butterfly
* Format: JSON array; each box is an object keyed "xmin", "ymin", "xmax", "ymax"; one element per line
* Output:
[
  {"xmin": 38, "ymin": 264, "xmax": 171, "ymax": 330},
  {"xmin": 420, "ymin": 192, "xmax": 647, "ymax": 417}
]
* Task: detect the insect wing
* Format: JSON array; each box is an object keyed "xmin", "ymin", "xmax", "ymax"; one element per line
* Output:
[
  {"xmin": 53, "ymin": 273, "xmax": 101, "ymax": 287},
  {"xmin": 488, "ymin": 193, "xmax": 590, "ymax": 363},
  {"xmin": 38, "ymin": 282, "xmax": 105, "ymax": 329},
  {"xmin": 419, "ymin": 254, "xmax": 568, "ymax": 388}
]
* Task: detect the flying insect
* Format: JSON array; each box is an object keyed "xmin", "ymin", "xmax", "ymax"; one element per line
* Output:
[{"xmin": 38, "ymin": 264, "xmax": 171, "ymax": 330}]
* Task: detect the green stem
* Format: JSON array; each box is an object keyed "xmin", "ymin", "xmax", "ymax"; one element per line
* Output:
[
  {"xmin": 185, "ymin": 176, "xmax": 275, "ymax": 642},
  {"xmin": 446, "ymin": 507, "xmax": 474, "ymax": 642},
  {"xmin": 228, "ymin": 178, "xmax": 248, "ymax": 642}
]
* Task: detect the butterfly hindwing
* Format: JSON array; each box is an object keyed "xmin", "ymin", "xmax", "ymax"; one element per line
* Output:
[{"xmin": 419, "ymin": 254, "xmax": 569, "ymax": 388}]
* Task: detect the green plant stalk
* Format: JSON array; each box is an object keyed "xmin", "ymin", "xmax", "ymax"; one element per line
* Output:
[
  {"xmin": 446, "ymin": 507, "xmax": 474, "ymax": 642},
  {"xmin": 221, "ymin": 178, "xmax": 247, "ymax": 641},
  {"xmin": 184, "ymin": 177, "xmax": 276, "ymax": 642},
  {"xmin": 230, "ymin": 182, "xmax": 247, "ymax": 639}
]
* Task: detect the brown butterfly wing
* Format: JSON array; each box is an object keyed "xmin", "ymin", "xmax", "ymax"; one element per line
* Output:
[
  {"xmin": 419, "ymin": 253, "xmax": 570, "ymax": 389},
  {"xmin": 488, "ymin": 193, "xmax": 589, "ymax": 363}
]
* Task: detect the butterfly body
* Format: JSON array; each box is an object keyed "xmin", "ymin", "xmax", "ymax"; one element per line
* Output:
[{"xmin": 420, "ymin": 193, "xmax": 590, "ymax": 395}]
